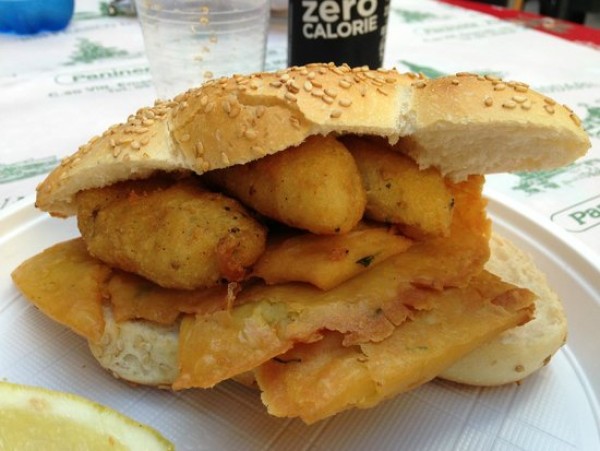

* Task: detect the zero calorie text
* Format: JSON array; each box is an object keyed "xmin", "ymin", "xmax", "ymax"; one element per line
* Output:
[{"xmin": 301, "ymin": 0, "xmax": 379, "ymax": 39}]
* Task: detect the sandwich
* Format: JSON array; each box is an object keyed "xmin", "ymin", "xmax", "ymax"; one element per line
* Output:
[{"xmin": 12, "ymin": 64, "xmax": 590, "ymax": 424}]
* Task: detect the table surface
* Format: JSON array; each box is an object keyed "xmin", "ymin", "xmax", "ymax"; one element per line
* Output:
[
  {"xmin": 1, "ymin": 0, "xmax": 599, "ymax": 264},
  {"xmin": 1, "ymin": 2, "xmax": 599, "ymax": 449}
]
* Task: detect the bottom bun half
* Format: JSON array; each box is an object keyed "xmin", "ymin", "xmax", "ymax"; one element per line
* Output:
[
  {"xmin": 439, "ymin": 234, "xmax": 567, "ymax": 386},
  {"xmin": 89, "ymin": 233, "xmax": 566, "ymax": 389}
]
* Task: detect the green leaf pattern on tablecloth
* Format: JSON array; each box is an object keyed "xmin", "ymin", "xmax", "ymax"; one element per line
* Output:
[
  {"xmin": 0, "ymin": 157, "xmax": 59, "ymax": 184},
  {"xmin": 66, "ymin": 38, "xmax": 129, "ymax": 65}
]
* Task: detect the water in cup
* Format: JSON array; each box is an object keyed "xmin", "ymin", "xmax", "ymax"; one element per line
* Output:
[{"xmin": 135, "ymin": 0, "xmax": 270, "ymax": 99}]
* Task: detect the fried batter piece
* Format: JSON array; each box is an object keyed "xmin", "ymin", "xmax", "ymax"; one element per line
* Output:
[
  {"xmin": 11, "ymin": 238, "xmax": 232, "ymax": 341},
  {"xmin": 11, "ymin": 239, "xmax": 110, "ymax": 343},
  {"xmin": 76, "ymin": 178, "xmax": 267, "ymax": 290},
  {"xmin": 204, "ymin": 135, "xmax": 366, "ymax": 235},
  {"xmin": 251, "ymin": 225, "xmax": 413, "ymax": 290},
  {"xmin": 343, "ymin": 136, "xmax": 455, "ymax": 238},
  {"xmin": 255, "ymin": 271, "xmax": 535, "ymax": 424}
]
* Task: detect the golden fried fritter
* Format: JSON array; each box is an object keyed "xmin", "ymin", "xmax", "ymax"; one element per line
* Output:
[
  {"xmin": 343, "ymin": 136, "xmax": 454, "ymax": 237},
  {"xmin": 204, "ymin": 135, "xmax": 366, "ymax": 235},
  {"xmin": 76, "ymin": 178, "xmax": 266, "ymax": 290}
]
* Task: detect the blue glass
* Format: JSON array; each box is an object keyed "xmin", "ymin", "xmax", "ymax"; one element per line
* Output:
[{"xmin": 0, "ymin": 0, "xmax": 74, "ymax": 34}]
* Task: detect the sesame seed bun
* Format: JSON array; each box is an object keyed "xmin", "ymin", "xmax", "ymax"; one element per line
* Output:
[{"xmin": 36, "ymin": 64, "xmax": 589, "ymax": 217}]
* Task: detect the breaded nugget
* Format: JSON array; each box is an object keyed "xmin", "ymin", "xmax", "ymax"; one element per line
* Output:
[
  {"xmin": 204, "ymin": 135, "xmax": 366, "ymax": 234},
  {"xmin": 76, "ymin": 178, "xmax": 266, "ymax": 290},
  {"xmin": 343, "ymin": 136, "xmax": 454, "ymax": 237}
]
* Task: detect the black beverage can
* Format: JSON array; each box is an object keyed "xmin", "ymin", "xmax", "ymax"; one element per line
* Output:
[{"xmin": 288, "ymin": 0, "xmax": 390, "ymax": 68}]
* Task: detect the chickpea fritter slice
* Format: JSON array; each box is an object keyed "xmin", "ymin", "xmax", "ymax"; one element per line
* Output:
[
  {"xmin": 76, "ymin": 178, "xmax": 266, "ymax": 290},
  {"xmin": 204, "ymin": 135, "xmax": 366, "ymax": 235}
]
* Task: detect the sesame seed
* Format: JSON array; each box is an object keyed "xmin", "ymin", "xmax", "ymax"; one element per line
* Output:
[
  {"xmin": 339, "ymin": 98, "xmax": 352, "ymax": 107},
  {"xmin": 244, "ymin": 128, "xmax": 258, "ymax": 140},
  {"xmin": 494, "ymin": 83, "xmax": 507, "ymax": 91},
  {"xmin": 229, "ymin": 105, "xmax": 240, "ymax": 118},
  {"xmin": 521, "ymin": 101, "xmax": 532, "ymax": 110},
  {"xmin": 485, "ymin": 75, "xmax": 502, "ymax": 82},
  {"xmin": 322, "ymin": 95, "xmax": 335, "ymax": 104},
  {"xmin": 330, "ymin": 110, "xmax": 342, "ymax": 118},
  {"xmin": 311, "ymin": 89, "xmax": 324, "ymax": 98},
  {"xmin": 324, "ymin": 88, "xmax": 338, "ymax": 98},
  {"xmin": 339, "ymin": 79, "xmax": 352, "ymax": 89},
  {"xmin": 202, "ymin": 161, "xmax": 211, "ymax": 171},
  {"xmin": 221, "ymin": 152, "xmax": 230, "ymax": 165},
  {"xmin": 222, "ymin": 100, "xmax": 231, "ymax": 114},
  {"xmin": 204, "ymin": 102, "xmax": 215, "ymax": 113},
  {"xmin": 131, "ymin": 140, "xmax": 141, "ymax": 150},
  {"xmin": 512, "ymin": 95, "xmax": 527, "ymax": 103},
  {"xmin": 180, "ymin": 133, "xmax": 191, "ymax": 142},
  {"xmin": 269, "ymin": 81, "xmax": 282, "ymax": 88},
  {"xmin": 287, "ymin": 81, "xmax": 300, "ymax": 94},
  {"xmin": 484, "ymin": 96, "xmax": 493, "ymax": 107},
  {"xmin": 570, "ymin": 113, "xmax": 581, "ymax": 126},
  {"xmin": 544, "ymin": 104, "xmax": 555, "ymax": 114},
  {"xmin": 377, "ymin": 87, "xmax": 388, "ymax": 96},
  {"xmin": 196, "ymin": 142, "xmax": 204, "ymax": 155},
  {"xmin": 256, "ymin": 105, "xmax": 266, "ymax": 118},
  {"xmin": 451, "ymin": 79, "xmax": 460, "ymax": 85},
  {"xmin": 284, "ymin": 92, "xmax": 297, "ymax": 102},
  {"xmin": 514, "ymin": 85, "xmax": 529, "ymax": 93},
  {"xmin": 502, "ymin": 100, "xmax": 517, "ymax": 109},
  {"xmin": 311, "ymin": 80, "xmax": 323, "ymax": 88},
  {"xmin": 289, "ymin": 117, "xmax": 301, "ymax": 129},
  {"xmin": 307, "ymin": 71, "xmax": 316, "ymax": 80},
  {"xmin": 413, "ymin": 81, "xmax": 427, "ymax": 88},
  {"xmin": 544, "ymin": 97, "xmax": 556, "ymax": 106},
  {"xmin": 200, "ymin": 95, "xmax": 209, "ymax": 106},
  {"xmin": 303, "ymin": 81, "xmax": 313, "ymax": 92}
]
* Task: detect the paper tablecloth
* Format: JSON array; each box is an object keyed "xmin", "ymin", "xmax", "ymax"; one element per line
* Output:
[{"xmin": 1, "ymin": 0, "xmax": 599, "ymax": 262}]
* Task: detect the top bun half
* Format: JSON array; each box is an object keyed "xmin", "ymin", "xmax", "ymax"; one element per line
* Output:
[{"xmin": 37, "ymin": 64, "xmax": 590, "ymax": 217}]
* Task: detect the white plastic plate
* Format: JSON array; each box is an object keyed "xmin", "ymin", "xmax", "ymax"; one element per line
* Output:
[{"xmin": 1, "ymin": 192, "xmax": 599, "ymax": 450}]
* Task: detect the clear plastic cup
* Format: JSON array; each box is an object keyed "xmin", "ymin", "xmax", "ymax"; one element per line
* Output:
[
  {"xmin": 134, "ymin": 0, "xmax": 270, "ymax": 99},
  {"xmin": 0, "ymin": 0, "xmax": 74, "ymax": 35}
]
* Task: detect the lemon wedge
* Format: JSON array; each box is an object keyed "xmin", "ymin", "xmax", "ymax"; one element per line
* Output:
[{"xmin": 0, "ymin": 381, "xmax": 174, "ymax": 450}]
